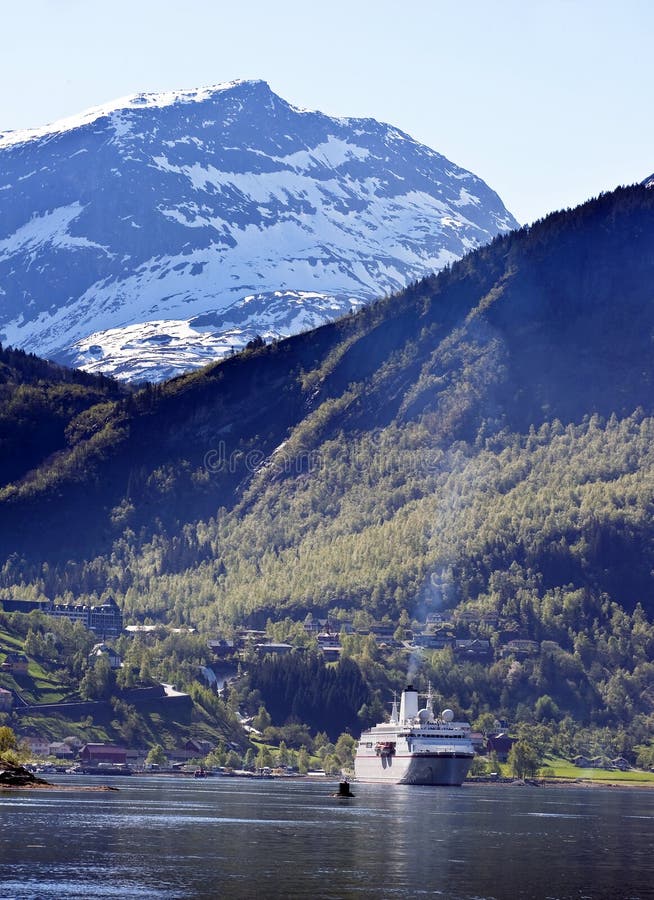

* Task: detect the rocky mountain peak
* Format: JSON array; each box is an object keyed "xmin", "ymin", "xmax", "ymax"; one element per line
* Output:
[{"xmin": 0, "ymin": 81, "xmax": 518, "ymax": 380}]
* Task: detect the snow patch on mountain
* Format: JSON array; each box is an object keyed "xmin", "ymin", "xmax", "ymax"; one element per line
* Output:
[
  {"xmin": 70, "ymin": 291, "xmax": 364, "ymax": 381},
  {"xmin": 0, "ymin": 202, "xmax": 111, "ymax": 256}
]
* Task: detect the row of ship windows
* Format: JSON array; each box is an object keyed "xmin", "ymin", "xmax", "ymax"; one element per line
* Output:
[{"xmin": 361, "ymin": 735, "xmax": 466, "ymax": 746}]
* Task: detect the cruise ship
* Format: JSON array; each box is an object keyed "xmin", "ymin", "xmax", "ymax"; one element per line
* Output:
[{"xmin": 354, "ymin": 685, "xmax": 474, "ymax": 785}]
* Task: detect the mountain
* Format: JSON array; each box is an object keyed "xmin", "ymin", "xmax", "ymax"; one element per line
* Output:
[
  {"xmin": 1, "ymin": 184, "xmax": 653, "ymax": 576},
  {"xmin": 2, "ymin": 184, "xmax": 654, "ymax": 733},
  {"xmin": 0, "ymin": 80, "xmax": 517, "ymax": 381}
]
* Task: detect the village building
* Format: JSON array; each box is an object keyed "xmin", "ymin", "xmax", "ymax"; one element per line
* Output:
[
  {"xmin": 0, "ymin": 598, "xmax": 45, "ymax": 614},
  {"xmin": 0, "ymin": 687, "xmax": 13, "ymax": 711},
  {"xmin": 88, "ymin": 642, "xmax": 122, "ymax": 669},
  {"xmin": 414, "ymin": 633, "xmax": 454, "ymax": 650},
  {"xmin": 233, "ymin": 629, "xmax": 266, "ymax": 649},
  {"xmin": 124, "ymin": 625, "xmax": 161, "ymax": 634},
  {"xmin": 207, "ymin": 638, "xmax": 236, "ymax": 657},
  {"xmin": 486, "ymin": 733, "xmax": 516, "ymax": 762},
  {"xmin": 23, "ymin": 735, "xmax": 51, "ymax": 757},
  {"xmin": 500, "ymin": 639, "xmax": 540, "ymax": 658},
  {"xmin": 573, "ymin": 755, "xmax": 593, "ymax": 768},
  {"xmin": 316, "ymin": 632, "xmax": 340, "ymax": 647},
  {"xmin": 1, "ymin": 653, "xmax": 29, "ymax": 675},
  {"xmin": 185, "ymin": 739, "xmax": 214, "ymax": 756},
  {"xmin": 79, "ymin": 743, "xmax": 128, "ymax": 766},
  {"xmin": 320, "ymin": 645, "xmax": 342, "ymax": 662},
  {"xmin": 86, "ymin": 597, "xmax": 124, "ymax": 636},
  {"xmin": 369, "ymin": 625, "xmax": 396, "ymax": 641},
  {"xmin": 590, "ymin": 756, "xmax": 612, "ymax": 769},
  {"xmin": 168, "ymin": 739, "xmax": 215, "ymax": 764},
  {"xmin": 255, "ymin": 642, "xmax": 293, "ymax": 658},
  {"xmin": 0, "ymin": 596, "xmax": 123, "ymax": 636},
  {"xmin": 454, "ymin": 639, "xmax": 492, "ymax": 660},
  {"xmin": 49, "ymin": 741, "xmax": 76, "ymax": 760}
]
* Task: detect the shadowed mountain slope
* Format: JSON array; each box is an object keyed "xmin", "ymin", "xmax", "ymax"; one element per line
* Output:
[{"xmin": 1, "ymin": 185, "xmax": 654, "ymax": 631}]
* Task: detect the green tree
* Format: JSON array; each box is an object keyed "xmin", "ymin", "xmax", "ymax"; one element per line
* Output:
[
  {"xmin": 0, "ymin": 726, "xmax": 17, "ymax": 754},
  {"xmin": 472, "ymin": 713, "xmax": 498, "ymax": 735},
  {"xmin": 276, "ymin": 740, "xmax": 289, "ymax": 767},
  {"xmin": 534, "ymin": 694, "xmax": 560, "ymax": 722},
  {"xmin": 79, "ymin": 656, "xmax": 115, "ymax": 700},
  {"xmin": 225, "ymin": 750, "xmax": 242, "ymax": 769},
  {"xmin": 24, "ymin": 628, "xmax": 42, "ymax": 658},
  {"xmin": 205, "ymin": 746, "xmax": 226, "ymax": 769},
  {"xmin": 297, "ymin": 746, "xmax": 310, "ymax": 775},
  {"xmin": 469, "ymin": 756, "xmax": 491, "ymax": 776},
  {"xmin": 256, "ymin": 746, "xmax": 273, "ymax": 770},
  {"xmin": 253, "ymin": 705, "xmax": 272, "ymax": 732},
  {"xmin": 334, "ymin": 733, "xmax": 356, "ymax": 768},
  {"xmin": 313, "ymin": 731, "xmax": 330, "ymax": 755},
  {"xmin": 145, "ymin": 744, "xmax": 168, "ymax": 767},
  {"xmin": 507, "ymin": 739, "xmax": 540, "ymax": 779},
  {"xmin": 323, "ymin": 753, "xmax": 342, "ymax": 775}
]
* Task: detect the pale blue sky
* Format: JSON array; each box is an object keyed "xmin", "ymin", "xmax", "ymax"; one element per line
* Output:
[{"xmin": 2, "ymin": 0, "xmax": 653, "ymax": 224}]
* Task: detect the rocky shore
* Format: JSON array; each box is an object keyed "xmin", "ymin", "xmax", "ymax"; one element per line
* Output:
[
  {"xmin": 0, "ymin": 760, "xmax": 117, "ymax": 791},
  {"xmin": 0, "ymin": 761, "xmax": 50, "ymax": 787}
]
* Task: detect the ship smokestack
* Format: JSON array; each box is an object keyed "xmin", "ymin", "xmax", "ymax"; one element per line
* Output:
[{"xmin": 399, "ymin": 685, "xmax": 419, "ymax": 723}]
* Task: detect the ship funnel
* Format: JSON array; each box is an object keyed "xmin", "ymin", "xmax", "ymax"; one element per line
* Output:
[{"xmin": 399, "ymin": 685, "xmax": 419, "ymax": 723}]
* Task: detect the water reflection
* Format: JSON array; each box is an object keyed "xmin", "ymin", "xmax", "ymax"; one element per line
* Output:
[{"xmin": 1, "ymin": 778, "xmax": 652, "ymax": 899}]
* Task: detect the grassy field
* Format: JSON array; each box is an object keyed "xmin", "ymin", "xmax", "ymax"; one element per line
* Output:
[
  {"xmin": 0, "ymin": 630, "xmax": 73, "ymax": 705},
  {"xmin": 540, "ymin": 755, "xmax": 654, "ymax": 785},
  {"xmin": 0, "ymin": 628, "xmax": 24, "ymax": 655}
]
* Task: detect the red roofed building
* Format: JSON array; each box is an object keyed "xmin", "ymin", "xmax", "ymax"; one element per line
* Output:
[{"xmin": 79, "ymin": 743, "xmax": 127, "ymax": 765}]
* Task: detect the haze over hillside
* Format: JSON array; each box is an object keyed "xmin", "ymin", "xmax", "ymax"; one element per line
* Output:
[{"xmin": 0, "ymin": 80, "xmax": 517, "ymax": 381}]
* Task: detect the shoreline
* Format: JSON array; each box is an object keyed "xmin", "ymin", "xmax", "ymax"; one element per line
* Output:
[
  {"xmin": 0, "ymin": 781, "xmax": 118, "ymax": 792},
  {"xmin": 464, "ymin": 777, "xmax": 654, "ymax": 790}
]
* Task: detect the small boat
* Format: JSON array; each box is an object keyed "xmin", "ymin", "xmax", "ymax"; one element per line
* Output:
[
  {"xmin": 332, "ymin": 780, "xmax": 355, "ymax": 798},
  {"xmin": 193, "ymin": 768, "xmax": 207, "ymax": 778}
]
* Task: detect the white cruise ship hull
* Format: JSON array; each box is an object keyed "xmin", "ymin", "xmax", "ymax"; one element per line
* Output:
[
  {"xmin": 354, "ymin": 752, "xmax": 472, "ymax": 786},
  {"xmin": 355, "ymin": 686, "xmax": 475, "ymax": 786}
]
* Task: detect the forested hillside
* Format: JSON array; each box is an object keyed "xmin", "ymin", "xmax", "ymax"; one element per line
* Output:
[
  {"xmin": 1, "ymin": 185, "xmax": 654, "ymax": 740},
  {"xmin": 0, "ymin": 345, "xmax": 123, "ymax": 488}
]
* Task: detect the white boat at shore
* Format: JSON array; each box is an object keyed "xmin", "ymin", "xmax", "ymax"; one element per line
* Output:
[{"xmin": 354, "ymin": 685, "xmax": 474, "ymax": 786}]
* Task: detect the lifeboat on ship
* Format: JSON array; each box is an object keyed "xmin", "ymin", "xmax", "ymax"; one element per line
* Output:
[{"xmin": 375, "ymin": 741, "xmax": 396, "ymax": 757}]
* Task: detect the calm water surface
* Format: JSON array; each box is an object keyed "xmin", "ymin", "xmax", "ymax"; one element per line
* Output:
[{"xmin": 1, "ymin": 776, "xmax": 652, "ymax": 899}]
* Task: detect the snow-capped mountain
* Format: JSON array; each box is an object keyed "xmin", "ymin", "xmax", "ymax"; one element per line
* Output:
[{"xmin": 0, "ymin": 79, "xmax": 518, "ymax": 381}]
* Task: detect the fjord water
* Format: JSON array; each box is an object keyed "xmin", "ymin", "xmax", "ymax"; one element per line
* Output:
[{"xmin": 1, "ymin": 777, "xmax": 651, "ymax": 899}]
